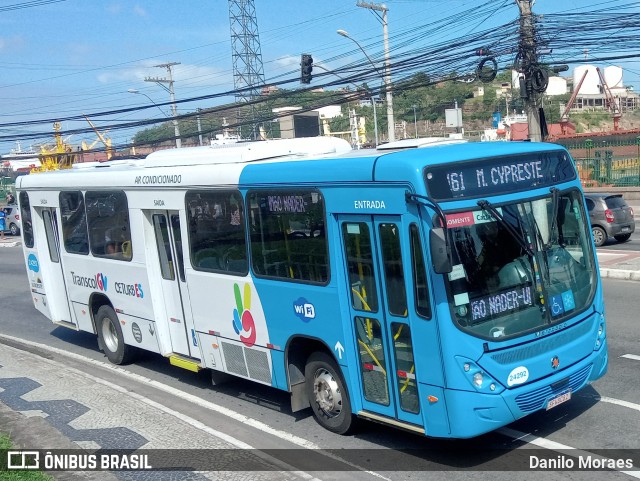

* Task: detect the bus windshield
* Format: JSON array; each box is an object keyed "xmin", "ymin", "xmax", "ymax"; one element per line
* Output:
[{"xmin": 444, "ymin": 189, "xmax": 596, "ymax": 340}]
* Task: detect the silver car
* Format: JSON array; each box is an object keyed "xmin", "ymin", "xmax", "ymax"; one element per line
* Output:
[
  {"xmin": 585, "ymin": 193, "xmax": 635, "ymax": 247},
  {"xmin": 3, "ymin": 204, "xmax": 21, "ymax": 236}
]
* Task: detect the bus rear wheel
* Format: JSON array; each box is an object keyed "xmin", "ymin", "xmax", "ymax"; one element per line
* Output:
[
  {"xmin": 305, "ymin": 351, "xmax": 354, "ymax": 435},
  {"xmin": 96, "ymin": 305, "xmax": 135, "ymax": 365}
]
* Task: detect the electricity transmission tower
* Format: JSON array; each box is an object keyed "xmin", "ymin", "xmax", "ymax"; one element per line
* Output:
[{"xmin": 228, "ymin": 0, "xmax": 266, "ymax": 139}]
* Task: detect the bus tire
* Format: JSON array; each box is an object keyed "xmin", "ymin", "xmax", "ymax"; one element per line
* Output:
[
  {"xmin": 305, "ymin": 351, "xmax": 354, "ymax": 435},
  {"xmin": 96, "ymin": 305, "xmax": 135, "ymax": 365}
]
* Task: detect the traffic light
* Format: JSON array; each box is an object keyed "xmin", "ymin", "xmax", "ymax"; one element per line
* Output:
[
  {"xmin": 475, "ymin": 47, "xmax": 493, "ymax": 56},
  {"xmin": 300, "ymin": 53, "xmax": 313, "ymax": 84}
]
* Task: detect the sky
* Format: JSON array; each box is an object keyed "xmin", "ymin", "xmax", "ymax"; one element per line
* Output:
[{"xmin": 0, "ymin": 0, "xmax": 639, "ymax": 153}]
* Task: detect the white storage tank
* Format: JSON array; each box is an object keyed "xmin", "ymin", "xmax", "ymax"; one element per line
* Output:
[
  {"xmin": 546, "ymin": 76, "xmax": 568, "ymax": 96},
  {"xmin": 604, "ymin": 65, "xmax": 623, "ymax": 89},
  {"xmin": 573, "ymin": 65, "xmax": 600, "ymax": 94},
  {"xmin": 511, "ymin": 69, "xmax": 523, "ymax": 88}
]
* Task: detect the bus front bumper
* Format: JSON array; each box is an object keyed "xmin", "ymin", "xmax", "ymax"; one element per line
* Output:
[{"xmin": 443, "ymin": 340, "xmax": 607, "ymax": 439}]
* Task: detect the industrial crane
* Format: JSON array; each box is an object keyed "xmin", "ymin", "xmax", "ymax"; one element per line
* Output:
[
  {"xmin": 560, "ymin": 70, "xmax": 588, "ymax": 136},
  {"xmin": 596, "ymin": 67, "xmax": 622, "ymax": 131},
  {"xmin": 83, "ymin": 114, "xmax": 113, "ymax": 160}
]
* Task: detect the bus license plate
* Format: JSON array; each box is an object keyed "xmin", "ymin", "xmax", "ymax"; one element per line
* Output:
[{"xmin": 546, "ymin": 390, "xmax": 571, "ymax": 410}]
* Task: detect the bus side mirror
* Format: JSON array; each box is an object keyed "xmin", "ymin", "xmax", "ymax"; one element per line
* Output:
[{"xmin": 430, "ymin": 227, "xmax": 452, "ymax": 274}]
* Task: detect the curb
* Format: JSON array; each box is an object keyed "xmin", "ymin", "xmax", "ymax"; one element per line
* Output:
[
  {"xmin": 598, "ymin": 268, "xmax": 640, "ymax": 281},
  {"xmin": 0, "ymin": 240, "xmax": 20, "ymax": 248}
]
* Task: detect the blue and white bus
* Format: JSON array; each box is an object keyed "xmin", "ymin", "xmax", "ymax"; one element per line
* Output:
[{"xmin": 17, "ymin": 136, "xmax": 607, "ymax": 438}]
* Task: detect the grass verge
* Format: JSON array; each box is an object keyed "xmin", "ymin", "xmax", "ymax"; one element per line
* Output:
[{"xmin": 0, "ymin": 433, "xmax": 54, "ymax": 481}]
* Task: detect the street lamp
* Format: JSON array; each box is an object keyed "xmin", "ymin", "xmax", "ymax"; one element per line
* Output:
[
  {"xmin": 337, "ymin": 29, "xmax": 394, "ymax": 142},
  {"xmin": 127, "ymin": 89, "xmax": 169, "ymax": 117}
]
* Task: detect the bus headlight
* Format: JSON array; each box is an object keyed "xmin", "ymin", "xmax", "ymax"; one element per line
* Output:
[
  {"xmin": 594, "ymin": 314, "xmax": 605, "ymax": 351},
  {"xmin": 455, "ymin": 356, "xmax": 504, "ymax": 393}
]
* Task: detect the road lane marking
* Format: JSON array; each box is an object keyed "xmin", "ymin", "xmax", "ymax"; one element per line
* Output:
[
  {"xmin": 599, "ymin": 396, "xmax": 640, "ymax": 413},
  {"xmin": 499, "ymin": 427, "xmax": 640, "ymax": 478},
  {"xmin": 0, "ymin": 334, "xmax": 391, "ymax": 481},
  {"xmin": 621, "ymin": 354, "xmax": 640, "ymax": 362}
]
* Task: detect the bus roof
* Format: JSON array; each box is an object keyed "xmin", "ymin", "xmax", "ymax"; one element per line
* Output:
[{"xmin": 16, "ymin": 138, "xmax": 568, "ymax": 190}]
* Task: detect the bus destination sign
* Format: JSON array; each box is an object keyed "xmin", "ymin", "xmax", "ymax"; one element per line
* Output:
[{"xmin": 425, "ymin": 151, "xmax": 575, "ymax": 200}]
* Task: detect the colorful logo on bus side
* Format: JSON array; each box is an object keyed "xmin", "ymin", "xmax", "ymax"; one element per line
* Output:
[
  {"xmin": 293, "ymin": 297, "xmax": 315, "ymax": 322},
  {"xmin": 71, "ymin": 271, "xmax": 108, "ymax": 292},
  {"xmin": 232, "ymin": 283, "xmax": 256, "ymax": 347},
  {"xmin": 27, "ymin": 254, "xmax": 39, "ymax": 273},
  {"xmin": 114, "ymin": 281, "xmax": 144, "ymax": 298}
]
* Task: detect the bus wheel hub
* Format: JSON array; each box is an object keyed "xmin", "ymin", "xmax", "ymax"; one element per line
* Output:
[{"xmin": 313, "ymin": 369, "xmax": 342, "ymax": 417}]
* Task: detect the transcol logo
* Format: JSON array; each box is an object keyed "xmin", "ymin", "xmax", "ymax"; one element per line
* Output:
[
  {"xmin": 70, "ymin": 272, "xmax": 108, "ymax": 291},
  {"xmin": 293, "ymin": 297, "xmax": 315, "ymax": 322},
  {"xmin": 96, "ymin": 273, "xmax": 108, "ymax": 291}
]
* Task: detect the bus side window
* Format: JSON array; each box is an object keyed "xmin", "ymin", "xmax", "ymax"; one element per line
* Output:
[
  {"xmin": 248, "ymin": 189, "xmax": 329, "ymax": 284},
  {"xmin": 186, "ymin": 189, "xmax": 247, "ymax": 275},
  {"xmin": 342, "ymin": 222, "xmax": 379, "ymax": 312},
  {"xmin": 379, "ymin": 223, "xmax": 408, "ymax": 317},
  {"xmin": 410, "ymin": 224, "xmax": 432, "ymax": 318},
  {"xmin": 85, "ymin": 191, "xmax": 132, "ymax": 261},
  {"xmin": 60, "ymin": 191, "xmax": 89, "ymax": 255}
]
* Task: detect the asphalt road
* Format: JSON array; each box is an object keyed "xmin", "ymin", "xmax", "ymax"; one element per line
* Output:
[
  {"xmin": 1, "ymin": 245, "xmax": 639, "ymax": 480},
  {"xmin": 597, "ymin": 235, "xmax": 640, "ymax": 251}
]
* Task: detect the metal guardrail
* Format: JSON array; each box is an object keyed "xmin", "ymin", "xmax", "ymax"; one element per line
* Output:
[
  {"xmin": 575, "ymin": 157, "xmax": 640, "ymax": 187},
  {"xmin": 568, "ymin": 137, "xmax": 640, "ymax": 187},
  {"xmin": 1, "ymin": 177, "xmax": 16, "ymax": 201}
]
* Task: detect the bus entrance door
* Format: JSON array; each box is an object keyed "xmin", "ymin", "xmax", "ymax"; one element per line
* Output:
[
  {"xmin": 340, "ymin": 215, "xmax": 423, "ymax": 430},
  {"xmin": 34, "ymin": 206, "xmax": 76, "ymax": 327},
  {"xmin": 149, "ymin": 211, "xmax": 199, "ymax": 359}
]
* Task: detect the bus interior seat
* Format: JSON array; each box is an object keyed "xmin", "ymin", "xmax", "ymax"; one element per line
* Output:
[
  {"xmin": 195, "ymin": 248, "xmax": 221, "ymax": 270},
  {"xmin": 121, "ymin": 241, "xmax": 131, "ymax": 258}
]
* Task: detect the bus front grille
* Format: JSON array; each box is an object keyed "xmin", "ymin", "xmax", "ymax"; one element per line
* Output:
[
  {"xmin": 514, "ymin": 364, "xmax": 592, "ymax": 412},
  {"xmin": 490, "ymin": 321, "xmax": 591, "ymax": 365}
]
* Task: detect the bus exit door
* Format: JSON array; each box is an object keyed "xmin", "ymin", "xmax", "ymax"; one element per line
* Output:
[
  {"xmin": 148, "ymin": 210, "xmax": 199, "ymax": 359},
  {"xmin": 33, "ymin": 206, "xmax": 76, "ymax": 327},
  {"xmin": 339, "ymin": 214, "xmax": 423, "ymax": 429}
]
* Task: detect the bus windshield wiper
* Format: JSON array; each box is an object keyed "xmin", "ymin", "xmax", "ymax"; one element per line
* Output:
[
  {"xmin": 544, "ymin": 187, "xmax": 560, "ymax": 250},
  {"xmin": 477, "ymin": 200, "xmax": 535, "ymax": 257}
]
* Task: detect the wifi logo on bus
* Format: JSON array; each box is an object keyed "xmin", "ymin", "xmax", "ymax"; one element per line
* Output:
[{"xmin": 232, "ymin": 283, "xmax": 256, "ymax": 347}]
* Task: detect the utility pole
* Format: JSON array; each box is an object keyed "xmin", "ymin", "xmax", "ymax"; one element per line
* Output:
[
  {"xmin": 145, "ymin": 62, "xmax": 182, "ymax": 148},
  {"xmin": 356, "ymin": 1, "xmax": 395, "ymax": 142},
  {"xmin": 515, "ymin": 0, "xmax": 542, "ymax": 142},
  {"xmin": 196, "ymin": 109, "xmax": 204, "ymax": 146}
]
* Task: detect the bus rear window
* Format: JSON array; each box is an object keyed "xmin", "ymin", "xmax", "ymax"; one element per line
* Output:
[{"xmin": 19, "ymin": 191, "xmax": 34, "ymax": 248}]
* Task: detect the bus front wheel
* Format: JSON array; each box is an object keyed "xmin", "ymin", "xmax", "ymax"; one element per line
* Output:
[
  {"xmin": 305, "ymin": 351, "xmax": 354, "ymax": 435},
  {"xmin": 96, "ymin": 305, "xmax": 135, "ymax": 365}
]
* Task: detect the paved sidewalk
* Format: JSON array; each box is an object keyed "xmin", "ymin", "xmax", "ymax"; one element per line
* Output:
[
  {"xmin": 596, "ymin": 248, "xmax": 640, "ymax": 281},
  {"xmin": 0, "ymin": 343, "xmax": 305, "ymax": 481}
]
